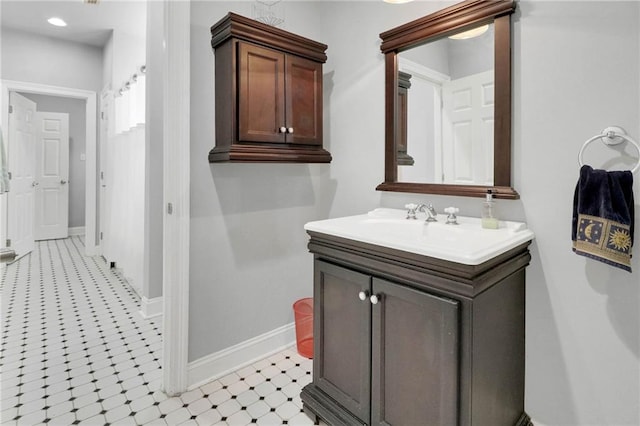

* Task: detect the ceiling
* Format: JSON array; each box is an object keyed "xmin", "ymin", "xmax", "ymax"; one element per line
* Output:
[{"xmin": 1, "ymin": 0, "xmax": 146, "ymax": 47}]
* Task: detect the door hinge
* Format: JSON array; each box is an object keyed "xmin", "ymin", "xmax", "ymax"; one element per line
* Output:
[
  {"xmin": 7, "ymin": 172, "xmax": 11, "ymax": 180},
  {"xmin": 101, "ymin": 111, "xmax": 104, "ymax": 119},
  {"xmin": 8, "ymin": 105, "xmax": 13, "ymax": 114},
  {"xmin": 6, "ymin": 239, "xmax": 11, "ymax": 247},
  {"xmin": 100, "ymin": 171, "xmax": 104, "ymax": 180},
  {"xmin": 100, "ymin": 232, "xmax": 103, "ymax": 240}
]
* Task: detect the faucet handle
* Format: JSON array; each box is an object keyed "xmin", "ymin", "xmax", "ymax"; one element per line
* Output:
[
  {"xmin": 405, "ymin": 203, "xmax": 419, "ymax": 220},
  {"xmin": 444, "ymin": 207, "xmax": 459, "ymax": 225}
]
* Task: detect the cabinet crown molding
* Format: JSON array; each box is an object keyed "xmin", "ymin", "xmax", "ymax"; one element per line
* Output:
[{"xmin": 211, "ymin": 12, "xmax": 328, "ymax": 63}]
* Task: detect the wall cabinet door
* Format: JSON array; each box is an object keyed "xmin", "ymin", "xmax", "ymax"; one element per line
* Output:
[
  {"xmin": 314, "ymin": 260, "xmax": 372, "ymax": 424},
  {"xmin": 238, "ymin": 42, "xmax": 286, "ymax": 144},
  {"xmin": 371, "ymin": 278, "xmax": 460, "ymax": 426},
  {"xmin": 285, "ymin": 54, "xmax": 323, "ymax": 146}
]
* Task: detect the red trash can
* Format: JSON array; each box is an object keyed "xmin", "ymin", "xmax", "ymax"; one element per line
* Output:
[{"xmin": 293, "ymin": 298, "xmax": 313, "ymax": 359}]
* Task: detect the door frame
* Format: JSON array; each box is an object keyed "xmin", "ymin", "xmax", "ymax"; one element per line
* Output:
[
  {"xmin": 1, "ymin": 80, "xmax": 98, "ymax": 255},
  {"xmin": 161, "ymin": 0, "xmax": 190, "ymax": 396}
]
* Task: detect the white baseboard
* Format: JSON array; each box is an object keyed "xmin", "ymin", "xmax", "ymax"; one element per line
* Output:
[
  {"xmin": 187, "ymin": 322, "xmax": 296, "ymax": 390},
  {"xmin": 69, "ymin": 226, "xmax": 85, "ymax": 236},
  {"xmin": 139, "ymin": 296, "xmax": 163, "ymax": 319}
]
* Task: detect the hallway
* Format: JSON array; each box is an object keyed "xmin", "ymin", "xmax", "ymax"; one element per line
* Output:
[{"xmin": 1, "ymin": 238, "xmax": 320, "ymax": 425}]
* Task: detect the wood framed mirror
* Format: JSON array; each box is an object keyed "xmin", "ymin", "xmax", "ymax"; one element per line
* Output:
[{"xmin": 376, "ymin": 0, "xmax": 519, "ymax": 199}]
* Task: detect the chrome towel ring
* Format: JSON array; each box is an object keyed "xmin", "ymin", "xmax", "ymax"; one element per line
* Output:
[{"xmin": 578, "ymin": 126, "xmax": 640, "ymax": 174}]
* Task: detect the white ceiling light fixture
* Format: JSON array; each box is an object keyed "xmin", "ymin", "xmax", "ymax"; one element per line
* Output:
[
  {"xmin": 449, "ymin": 24, "xmax": 489, "ymax": 40},
  {"xmin": 47, "ymin": 17, "xmax": 67, "ymax": 27},
  {"xmin": 384, "ymin": 0, "xmax": 415, "ymax": 4}
]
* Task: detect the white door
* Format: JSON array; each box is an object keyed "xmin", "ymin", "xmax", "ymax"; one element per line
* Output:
[
  {"xmin": 441, "ymin": 70, "xmax": 494, "ymax": 185},
  {"xmin": 7, "ymin": 92, "xmax": 37, "ymax": 260},
  {"xmin": 33, "ymin": 111, "xmax": 69, "ymax": 241}
]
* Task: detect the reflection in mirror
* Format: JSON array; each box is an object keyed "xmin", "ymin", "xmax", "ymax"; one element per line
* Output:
[{"xmin": 398, "ymin": 23, "xmax": 494, "ymax": 186}]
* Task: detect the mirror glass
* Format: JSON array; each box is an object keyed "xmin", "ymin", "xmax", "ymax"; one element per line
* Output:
[{"xmin": 397, "ymin": 23, "xmax": 494, "ymax": 186}]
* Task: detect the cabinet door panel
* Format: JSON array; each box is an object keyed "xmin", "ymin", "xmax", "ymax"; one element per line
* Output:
[
  {"xmin": 238, "ymin": 42, "xmax": 285, "ymax": 143},
  {"xmin": 314, "ymin": 261, "xmax": 371, "ymax": 424},
  {"xmin": 286, "ymin": 55, "xmax": 322, "ymax": 146},
  {"xmin": 371, "ymin": 279, "xmax": 460, "ymax": 426}
]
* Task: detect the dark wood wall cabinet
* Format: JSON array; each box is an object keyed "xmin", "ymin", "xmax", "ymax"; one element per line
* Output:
[
  {"xmin": 209, "ymin": 13, "xmax": 331, "ymax": 163},
  {"xmin": 300, "ymin": 231, "xmax": 533, "ymax": 426}
]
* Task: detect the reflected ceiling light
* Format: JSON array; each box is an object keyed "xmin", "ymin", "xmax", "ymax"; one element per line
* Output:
[
  {"xmin": 47, "ymin": 17, "xmax": 67, "ymax": 27},
  {"xmin": 384, "ymin": 0, "xmax": 414, "ymax": 4},
  {"xmin": 448, "ymin": 24, "xmax": 489, "ymax": 40}
]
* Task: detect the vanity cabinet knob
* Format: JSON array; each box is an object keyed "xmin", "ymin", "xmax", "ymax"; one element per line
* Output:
[
  {"xmin": 279, "ymin": 126, "xmax": 287, "ymax": 133},
  {"xmin": 370, "ymin": 294, "xmax": 381, "ymax": 305},
  {"xmin": 358, "ymin": 291, "xmax": 369, "ymax": 301},
  {"xmin": 287, "ymin": 127, "xmax": 294, "ymax": 134}
]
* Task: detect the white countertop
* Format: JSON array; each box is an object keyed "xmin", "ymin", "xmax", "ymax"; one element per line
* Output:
[{"xmin": 304, "ymin": 208, "xmax": 535, "ymax": 265}]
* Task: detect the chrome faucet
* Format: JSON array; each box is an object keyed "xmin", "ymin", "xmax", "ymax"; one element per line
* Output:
[{"xmin": 418, "ymin": 203, "xmax": 438, "ymax": 222}]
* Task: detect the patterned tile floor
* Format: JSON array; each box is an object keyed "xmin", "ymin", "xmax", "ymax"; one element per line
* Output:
[{"xmin": 1, "ymin": 237, "xmax": 325, "ymax": 426}]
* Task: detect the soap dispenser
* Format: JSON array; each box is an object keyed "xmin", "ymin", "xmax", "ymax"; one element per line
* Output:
[{"xmin": 481, "ymin": 189, "xmax": 499, "ymax": 229}]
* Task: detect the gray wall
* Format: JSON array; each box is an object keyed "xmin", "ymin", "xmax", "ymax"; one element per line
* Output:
[
  {"xmin": 513, "ymin": 2, "xmax": 639, "ymax": 425},
  {"xmin": 144, "ymin": 0, "xmax": 164, "ymax": 299},
  {"xmin": 190, "ymin": 1, "xmax": 330, "ymax": 363},
  {"xmin": 1, "ymin": 28, "xmax": 103, "ymax": 92},
  {"xmin": 20, "ymin": 93, "xmax": 86, "ymax": 228},
  {"xmin": 190, "ymin": 1, "xmax": 639, "ymax": 425}
]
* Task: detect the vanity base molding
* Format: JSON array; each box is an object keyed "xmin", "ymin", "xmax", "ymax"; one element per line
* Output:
[
  {"xmin": 302, "ymin": 385, "xmax": 532, "ymax": 426},
  {"xmin": 516, "ymin": 413, "xmax": 534, "ymax": 426},
  {"xmin": 301, "ymin": 230, "xmax": 532, "ymax": 426}
]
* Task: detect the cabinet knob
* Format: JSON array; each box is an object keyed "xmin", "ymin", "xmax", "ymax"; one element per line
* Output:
[
  {"xmin": 279, "ymin": 126, "xmax": 287, "ymax": 133},
  {"xmin": 370, "ymin": 294, "xmax": 381, "ymax": 305},
  {"xmin": 287, "ymin": 127, "xmax": 294, "ymax": 134},
  {"xmin": 358, "ymin": 291, "xmax": 369, "ymax": 301}
]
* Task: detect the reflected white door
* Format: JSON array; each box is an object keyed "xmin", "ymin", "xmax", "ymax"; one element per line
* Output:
[
  {"xmin": 442, "ymin": 70, "xmax": 494, "ymax": 185},
  {"xmin": 7, "ymin": 92, "xmax": 36, "ymax": 259},
  {"xmin": 34, "ymin": 111, "xmax": 69, "ymax": 241}
]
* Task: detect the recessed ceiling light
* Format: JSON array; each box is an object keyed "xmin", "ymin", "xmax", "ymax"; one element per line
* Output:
[
  {"xmin": 47, "ymin": 17, "xmax": 67, "ymax": 27},
  {"xmin": 384, "ymin": 0, "xmax": 414, "ymax": 3}
]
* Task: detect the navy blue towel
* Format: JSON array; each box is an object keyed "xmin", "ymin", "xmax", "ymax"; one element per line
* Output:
[{"xmin": 572, "ymin": 165, "xmax": 634, "ymax": 272}]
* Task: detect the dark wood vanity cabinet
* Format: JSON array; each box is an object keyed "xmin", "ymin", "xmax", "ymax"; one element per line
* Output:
[
  {"xmin": 209, "ymin": 13, "xmax": 331, "ymax": 163},
  {"xmin": 301, "ymin": 232, "xmax": 533, "ymax": 426}
]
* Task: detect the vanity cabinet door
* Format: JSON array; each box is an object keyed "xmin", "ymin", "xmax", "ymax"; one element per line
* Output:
[
  {"xmin": 238, "ymin": 42, "xmax": 286, "ymax": 144},
  {"xmin": 370, "ymin": 278, "xmax": 460, "ymax": 426},
  {"xmin": 314, "ymin": 260, "xmax": 372, "ymax": 425}
]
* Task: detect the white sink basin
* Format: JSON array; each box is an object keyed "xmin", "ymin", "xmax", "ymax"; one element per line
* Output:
[{"xmin": 304, "ymin": 208, "xmax": 535, "ymax": 265}]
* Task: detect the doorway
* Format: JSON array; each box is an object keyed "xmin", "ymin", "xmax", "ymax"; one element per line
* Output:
[{"xmin": 1, "ymin": 80, "xmax": 98, "ymax": 257}]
